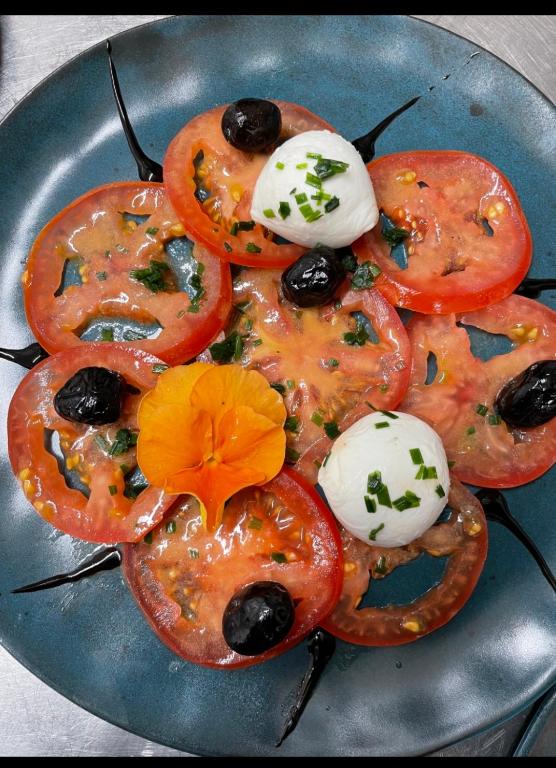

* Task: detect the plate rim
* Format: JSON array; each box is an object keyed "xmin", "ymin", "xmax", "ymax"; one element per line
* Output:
[{"xmin": 0, "ymin": 13, "xmax": 554, "ymax": 757}]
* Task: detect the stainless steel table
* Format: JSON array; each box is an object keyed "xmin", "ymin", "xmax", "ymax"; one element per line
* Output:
[{"xmin": 0, "ymin": 14, "xmax": 554, "ymax": 758}]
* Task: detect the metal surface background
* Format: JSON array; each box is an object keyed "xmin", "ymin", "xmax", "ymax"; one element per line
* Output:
[{"xmin": 0, "ymin": 14, "xmax": 554, "ymax": 757}]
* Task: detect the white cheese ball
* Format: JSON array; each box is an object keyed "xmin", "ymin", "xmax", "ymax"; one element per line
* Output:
[
  {"xmin": 318, "ymin": 411, "xmax": 450, "ymax": 548},
  {"xmin": 251, "ymin": 130, "xmax": 378, "ymax": 248}
]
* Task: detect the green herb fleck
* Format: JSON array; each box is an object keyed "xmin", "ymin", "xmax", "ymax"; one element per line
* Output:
[
  {"xmin": 375, "ymin": 421, "xmax": 390, "ymax": 429},
  {"xmin": 100, "ymin": 327, "xmax": 114, "ymax": 342},
  {"xmin": 311, "ymin": 411, "xmax": 324, "ymax": 427},
  {"xmin": 286, "ymin": 446, "xmax": 300, "ymax": 463},
  {"xmin": 278, "ymin": 201, "xmax": 291, "ymax": 220},
  {"xmin": 296, "ymin": 162, "xmax": 308, "ymax": 169},
  {"xmin": 382, "ymin": 224, "xmax": 410, "ymax": 247},
  {"xmin": 343, "ymin": 321, "xmax": 369, "ymax": 347},
  {"xmin": 166, "ymin": 520, "xmax": 177, "ymax": 534},
  {"xmin": 466, "ymin": 426, "xmax": 476, "ymax": 436},
  {"xmin": 96, "ymin": 271, "xmax": 107, "ymax": 281},
  {"xmin": 295, "ymin": 192, "xmax": 308, "ymax": 205},
  {"xmin": 376, "ymin": 485, "xmax": 392, "ymax": 508},
  {"xmin": 263, "ymin": 208, "xmax": 276, "ymax": 218},
  {"xmin": 109, "ymin": 429, "xmax": 138, "ymax": 457},
  {"xmin": 209, "ymin": 332, "xmax": 244, "ymax": 363},
  {"xmin": 324, "ymin": 196, "xmax": 340, "ymax": 213},
  {"xmin": 476, "ymin": 403, "xmax": 489, "ymax": 417},
  {"xmin": 435, "ymin": 484, "xmax": 446, "ymax": 498},
  {"xmin": 270, "ymin": 382, "xmax": 286, "ymax": 395},
  {"xmin": 229, "ymin": 222, "xmax": 239, "ymax": 236},
  {"xmin": 144, "ymin": 532, "xmax": 153, "ymax": 545},
  {"xmin": 286, "ymin": 379, "xmax": 295, "ymax": 390},
  {"xmin": 375, "ymin": 555, "xmax": 388, "ymax": 574},
  {"xmin": 252, "ymin": 338, "xmax": 263, "ymax": 347},
  {"xmin": 306, "ymin": 152, "xmax": 322, "ymax": 159},
  {"xmin": 314, "ymin": 459, "xmax": 322, "ymax": 470},
  {"xmin": 275, "ymin": 161, "xmax": 285, "ymax": 170},
  {"xmin": 246, "ymin": 242, "xmax": 262, "ymax": 253},
  {"xmin": 341, "ymin": 252, "xmax": 358, "ymax": 272},
  {"xmin": 146, "ymin": 226, "xmax": 159, "ymax": 235},
  {"xmin": 448, "ymin": 460, "xmax": 456, "ymax": 469},
  {"xmin": 271, "ymin": 551, "xmax": 287, "ymax": 564},
  {"xmin": 324, "ymin": 421, "xmax": 340, "ymax": 439},
  {"xmin": 410, "ymin": 448, "xmax": 424, "ymax": 465},
  {"xmin": 95, "ymin": 434, "xmax": 111, "ymax": 453},
  {"xmin": 305, "ymin": 172, "xmax": 322, "ymax": 190},
  {"xmin": 424, "ymin": 466, "xmax": 438, "ymax": 479},
  {"xmin": 130, "ymin": 259, "xmax": 170, "ymax": 293},
  {"xmin": 224, "ymin": 242, "xmax": 233, "ymax": 253},
  {"xmin": 488, "ymin": 414, "xmax": 502, "ymax": 425},
  {"xmin": 108, "ymin": 484, "xmax": 117, "ymax": 496},
  {"xmin": 367, "ymin": 471, "xmax": 382, "ymax": 494},
  {"xmin": 313, "ymin": 157, "xmax": 349, "ymax": 180},
  {"xmin": 248, "ymin": 516, "xmax": 263, "ymax": 531},
  {"xmin": 379, "ymin": 383, "xmax": 389, "ymax": 393},
  {"xmin": 351, "ymin": 261, "xmax": 376, "ymax": 290},
  {"xmin": 327, "ymin": 358, "xmax": 340, "ymax": 368},
  {"xmin": 285, "ymin": 416, "xmax": 299, "ymax": 432},
  {"xmin": 237, "ymin": 220, "xmax": 255, "ymax": 231},
  {"xmin": 364, "ymin": 495, "xmax": 377, "ymax": 514},
  {"xmin": 415, "ymin": 464, "xmax": 426, "ymax": 480},
  {"xmin": 369, "ymin": 523, "xmax": 385, "ymax": 541}
]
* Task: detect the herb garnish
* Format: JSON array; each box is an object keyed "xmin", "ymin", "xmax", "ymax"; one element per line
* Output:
[
  {"xmin": 375, "ymin": 421, "xmax": 390, "ymax": 429},
  {"xmin": 100, "ymin": 327, "xmax": 114, "ymax": 342},
  {"xmin": 381, "ymin": 223, "xmax": 410, "ymax": 247},
  {"xmin": 109, "ymin": 428, "xmax": 138, "ymax": 456},
  {"xmin": 271, "ymin": 552, "xmax": 288, "ymax": 564},
  {"xmin": 435, "ymin": 484, "xmax": 446, "ymax": 498},
  {"xmin": 364, "ymin": 495, "xmax": 377, "ymax": 513},
  {"xmin": 375, "ymin": 555, "xmax": 388, "ymax": 574},
  {"xmin": 248, "ymin": 516, "xmax": 263, "ymax": 531},
  {"xmin": 246, "ymin": 242, "xmax": 262, "ymax": 253},
  {"xmin": 166, "ymin": 520, "xmax": 177, "ymax": 533},
  {"xmin": 130, "ymin": 259, "xmax": 170, "ymax": 293},
  {"xmin": 209, "ymin": 332, "xmax": 244, "ymax": 362},
  {"xmin": 324, "ymin": 421, "xmax": 340, "ymax": 439},
  {"xmin": 278, "ymin": 201, "xmax": 291, "ymax": 220},
  {"xmin": 410, "ymin": 448, "xmax": 424, "ymax": 465},
  {"xmin": 369, "ymin": 523, "xmax": 385, "ymax": 541},
  {"xmin": 284, "ymin": 416, "xmax": 299, "ymax": 432},
  {"xmin": 343, "ymin": 320, "xmax": 369, "ymax": 346},
  {"xmin": 476, "ymin": 403, "xmax": 489, "ymax": 417}
]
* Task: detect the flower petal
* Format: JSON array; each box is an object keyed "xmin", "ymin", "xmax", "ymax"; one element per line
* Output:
[
  {"xmin": 215, "ymin": 405, "xmax": 285, "ymax": 480},
  {"xmin": 191, "ymin": 365, "xmax": 286, "ymax": 429}
]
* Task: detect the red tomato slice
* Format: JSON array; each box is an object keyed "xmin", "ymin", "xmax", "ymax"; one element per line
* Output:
[
  {"xmin": 122, "ymin": 468, "xmax": 343, "ymax": 668},
  {"xmin": 401, "ymin": 294, "xmax": 556, "ymax": 487},
  {"xmin": 200, "ymin": 268, "xmax": 411, "ymax": 483},
  {"xmin": 163, "ymin": 102, "xmax": 334, "ymax": 268},
  {"xmin": 24, "ymin": 182, "xmax": 232, "ymax": 365},
  {"xmin": 8, "ymin": 344, "xmax": 174, "ymax": 543},
  {"xmin": 353, "ymin": 151, "xmax": 532, "ymax": 313},
  {"xmin": 322, "ymin": 478, "xmax": 488, "ymax": 646}
]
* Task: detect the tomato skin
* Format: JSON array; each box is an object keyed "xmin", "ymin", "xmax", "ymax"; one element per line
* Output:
[
  {"xmin": 401, "ymin": 294, "xmax": 556, "ymax": 488},
  {"xmin": 322, "ymin": 478, "xmax": 488, "ymax": 647},
  {"xmin": 24, "ymin": 182, "xmax": 232, "ymax": 365},
  {"xmin": 163, "ymin": 102, "xmax": 334, "ymax": 268},
  {"xmin": 8, "ymin": 344, "xmax": 173, "ymax": 543},
  {"xmin": 353, "ymin": 151, "xmax": 532, "ymax": 314},
  {"xmin": 122, "ymin": 468, "xmax": 343, "ymax": 669}
]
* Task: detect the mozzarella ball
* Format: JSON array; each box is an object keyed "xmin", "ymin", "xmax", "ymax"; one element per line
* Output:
[
  {"xmin": 251, "ymin": 130, "xmax": 378, "ymax": 248},
  {"xmin": 318, "ymin": 411, "xmax": 450, "ymax": 548}
]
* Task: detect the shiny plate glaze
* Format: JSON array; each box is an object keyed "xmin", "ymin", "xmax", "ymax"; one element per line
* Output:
[{"xmin": 0, "ymin": 15, "xmax": 554, "ymax": 757}]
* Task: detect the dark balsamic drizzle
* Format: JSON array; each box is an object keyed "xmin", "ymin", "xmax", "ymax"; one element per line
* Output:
[
  {"xmin": 12, "ymin": 546, "xmax": 122, "ymax": 593},
  {"xmin": 106, "ymin": 40, "xmax": 163, "ymax": 183},
  {"xmin": 351, "ymin": 50, "xmax": 481, "ymax": 162},
  {"xmin": 475, "ymin": 489, "xmax": 556, "ymax": 593},
  {"xmin": 351, "ymin": 96, "xmax": 420, "ymax": 163},
  {"xmin": 515, "ymin": 278, "xmax": 556, "ymax": 299},
  {"xmin": 0, "ymin": 342, "xmax": 49, "ymax": 369},
  {"xmin": 276, "ymin": 628, "xmax": 336, "ymax": 747}
]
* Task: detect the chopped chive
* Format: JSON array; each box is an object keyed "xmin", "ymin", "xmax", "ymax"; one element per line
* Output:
[
  {"xmin": 324, "ymin": 196, "xmax": 340, "ymax": 213},
  {"xmin": 289, "ymin": 187, "xmax": 297, "ymax": 195},
  {"xmin": 466, "ymin": 426, "xmax": 476, "ymax": 436},
  {"xmin": 299, "ymin": 202, "xmax": 316, "ymax": 219},
  {"xmin": 364, "ymin": 495, "xmax": 377, "ymax": 513},
  {"xmin": 108, "ymin": 484, "xmax": 117, "ymax": 496},
  {"xmin": 367, "ymin": 471, "xmax": 382, "ymax": 494},
  {"xmin": 351, "ymin": 261, "xmax": 376, "ymax": 290},
  {"xmin": 305, "ymin": 172, "xmax": 322, "ymax": 189},
  {"xmin": 306, "ymin": 210, "xmax": 323, "ymax": 223},
  {"xmin": 166, "ymin": 520, "xmax": 177, "ymax": 533},
  {"xmin": 375, "ymin": 422, "xmax": 390, "ymax": 429},
  {"xmin": 341, "ymin": 252, "xmax": 358, "ymax": 272},
  {"xmin": 100, "ymin": 327, "xmax": 114, "ymax": 342},
  {"xmin": 476, "ymin": 403, "xmax": 489, "ymax": 416},
  {"xmin": 448, "ymin": 460, "xmax": 456, "ymax": 469},
  {"xmin": 295, "ymin": 192, "xmax": 308, "ymax": 204},
  {"xmin": 424, "ymin": 466, "xmax": 438, "ymax": 479},
  {"xmin": 376, "ymin": 485, "xmax": 392, "ymax": 508},
  {"xmin": 306, "ymin": 152, "xmax": 322, "ymax": 159},
  {"xmin": 246, "ymin": 242, "xmax": 262, "ymax": 253},
  {"xmin": 146, "ymin": 226, "xmax": 159, "ymax": 235},
  {"xmin": 343, "ymin": 321, "xmax": 369, "ymax": 346},
  {"xmin": 380, "ymin": 410, "xmax": 399, "ymax": 419},
  {"xmin": 369, "ymin": 263, "xmax": 382, "ymax": 278},
  {"xmin": 237, "ymin": 220, "xmax": 255, "ymax": 231},
  {"xmin": 209, "ymin": 332, "xmax": 244, "ymax": 363},
  {"xmin": 382, "ymin": 224, "xmax": 410, "ymax": 247},
  {"xmin": 108, "ymin": 428, "xmax": 138, "ymax": 456},
  {"xmin": 488, "ymin": 414, "xmax": 502, "ymax": 425},
  {"xmin": 252, "ymin": 338, "xmax": 263, "ymax": 347},
  {"xmin": 327, "ymin": 358, "xmax": 340, "ymax": 368},
  {"xmin": 275, "ymin": 161, "xmax": 285, "ymax": 170},
  {"xmin": 95, "ymin": 434, "xmax": 110, "ymax": 452},
  {"xmin": 187, "ymin": 302, "xmax": 200, "ymax": 313},
  {"xmin": 313, "ymin": 157, "xmax": 349, "ymax": 179},
  {"xmin": 123, "ymin": 329, "xmax": 147, "ymax": 341},
  {"xmin": 324, "ymin": 421, "xmax": 340, "ymax": 439},
  {"xmin": 248, "ymin": 516, "xmax": 263, "ymax": 531},
  {"xmin": 270, "ymin": 382, "xmax": 286, "ymax": 395},
  {"xmin": 188, "ymin": 547, "xmax": 199, "ymax": 559},
  {"xmin": 144, "ymin": 532, "xmax": 153, "ymax": 545},
  {"xmin": 196, "ymin": 262, "xmax": 205, "ymax": 276},
  {"xmin": 435, "ymin": 484, "xmax": 446, "ymax": 498},
  {"xmin": 96, "ymin": 271, "xmax": 107, "ymax": 281},
  {"xmin": 263, "ymin": 208, "xmax": 276, "ymax": 218},
  {"xmin": 393, "ymin": 495, "xmax": 412, "ymax": 512},
  {"xmin": 296, "ymin": 162, "xmax": 308, "ymax": 169},
  {"xmin": 224, "ymin": 242, "xmax": 233, "ymax": 252},
  {"xmin": 284, "ymin": 416, "xmax": 299, "ymax": 432},
  {"xmin": 404, "ymin": 490, "xmax": 421, "ymax": 506},
  {"xmin": 286, "ymin": 379, "xmax": 295, "ymax": 390},
  {"xmin": 230, "ymin": 222, "xmax": 239, "ymax": 236},
  {"xmin": 271, "ymin": 551, "xmax": 287, "ymax": 563},
  {"xmin": 286, "ymin": 446, "xmax": 300, "ymax": 463},
  {"xmin": 311, "ymin": 411, "xmax": 324, "ymax": 427},
  {"xmin": 366, "ymin": 401, "xmax": 377, "ymax": 410},
  {"xmin": 375, "ymin": 555, "xmax": 388, "ymax": 574},
  {"xmin": 130, "ymin": 259, "xmax": 170, "ymax": 293},
  {"xmin": 379, "ymin": 383, "xmax": 389, "ymax": 393},
  {"xmin": 415, "ymin": 464, "xmax": 427, "ymax": 480},
  {"xmin": 311, "ymin": 191, "xmax": 331, "ymax": 204},
  {"xmin": 369, "ymin": 523, "xmax": 385, "ymax": 541},
  {"xmin": 410, "ymin": 448, "xmax": 424, "ymax": 465},
  {"xmin": 278, "ymin": 201, "xmax": 291, "ymax": 220}
]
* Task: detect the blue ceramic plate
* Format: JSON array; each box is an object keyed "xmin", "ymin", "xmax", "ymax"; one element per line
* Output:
[
  {"xmin": 514, "ymin": 685, "xmax": 556, "ymax": 756},
  {"xmin": 0, "ymin": 15, "xmax": 554, "ymax": 757}
]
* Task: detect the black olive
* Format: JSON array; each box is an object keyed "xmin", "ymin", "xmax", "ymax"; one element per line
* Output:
[
  {"xmin": 494, "ymin": 360, "xmax": 556, "ymax": 429},
  {"xmin": 222, "ymin": 581, "xmax": 295, "ymax": 656},
  {"xmin": 54, "ymin": 367, "xmax": 127, "ymax": 426},
  {"xmin": 221, "ymin": 98, "xmax": 281, "ymax": 153},
  {"xmin": 281, "ymin": 245, "xmax": 346, "ymax": 307}
]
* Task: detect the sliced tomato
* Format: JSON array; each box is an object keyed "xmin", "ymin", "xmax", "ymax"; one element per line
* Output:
[
  {"xmin": 323, "ymin": 478, "xmax": 488, "ymax": 646},
  {"xmin": 24, "ymin": 182, "xmax": 232, "ymax": 365},
  {"xmin": 200, "ymin": 268, "xmax": 411, "ymax": 483},
  {"xmin": 122, "ymin": 468, "xmax": 343, "ymax": 668},
  {"xmin": 163, "ymin": 102, "xmax": 334, "ymax": 268},
  {"xmin": 8, "ymin": 344, "xmax": 174, "ymax": 543},
  {"xmin": 353, "ymin": 151, "xmax": 532, "ymax": 314},
  {"xmin": 401, "ymin": 294, "xmax": 556, "ymax": 487}
]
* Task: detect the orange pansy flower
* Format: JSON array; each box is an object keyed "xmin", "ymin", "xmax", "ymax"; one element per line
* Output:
[{"xmin": 137, "ymin": 363, "xmax": 286, "ymax": 530}]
